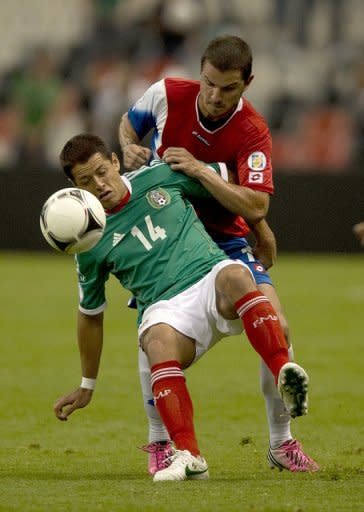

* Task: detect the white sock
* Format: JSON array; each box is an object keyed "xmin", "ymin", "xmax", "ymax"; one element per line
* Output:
[
  {"xmin": 261, "ymin": 346, "xmax": 295, "ymax": 449},
  {"xmin": 138, "ymin": 347, "xmax": 170, "ymax": 443}
]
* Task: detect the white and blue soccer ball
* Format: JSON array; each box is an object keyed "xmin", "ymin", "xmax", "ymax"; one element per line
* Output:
[{"xmin": 40, "ymin": 187, "xmax": 106, "ymax": 254}]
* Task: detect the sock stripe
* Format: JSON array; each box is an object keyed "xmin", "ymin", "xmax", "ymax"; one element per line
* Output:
[
  {"xmin": 151, "ymin": 367, "xmax": 184, "ymax": 387},
  {"xmin": 236, "ymin": 295, "xmax": 269, "ymax": 317}
]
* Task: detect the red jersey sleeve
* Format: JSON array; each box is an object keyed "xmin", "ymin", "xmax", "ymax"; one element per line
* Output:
[{"xmin": 236, "ymin": 115, "xmax": 274, "ymax": 195}]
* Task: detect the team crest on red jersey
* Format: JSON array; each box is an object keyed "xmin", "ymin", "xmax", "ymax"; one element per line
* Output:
[
  {"xmin": 146, "ymin": 188, "xmax": 171, "ymax": 209},
  {"xmin": 248, "ymin": 151, "xmax": 266, "ymax": 171}
]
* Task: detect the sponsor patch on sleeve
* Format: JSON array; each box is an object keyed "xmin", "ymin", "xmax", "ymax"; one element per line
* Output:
[
  {"xmin": 248, "ymin": 151, "xmax": 267, "ymax": 171},
  {"xmin": 248, "ymin": 172, "xmax": 264, "ymax": 184},
  {"xmin": 253, "ymin": 263, "xmax": 265, "ymax": 273}
]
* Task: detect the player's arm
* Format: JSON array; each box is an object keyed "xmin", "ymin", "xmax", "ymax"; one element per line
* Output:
[
  {"xmin": 249, "ymin": 219, "xmax": 277, "ymax": 269},
  {"xmin": 119, "ymin": 80, "xmax": 165, "ymax": 169},
  {"xmin": 78, "ymin": 310, "xmax": 104, "ymax": 380},
  {"xmin": 163, "ymin": 147, "xmax": 268, "ymax": 225},
  {"xmin": 119, "ymin": 113, "xmax": 152, "ymax": 170},
  {"xmin": 54, "ymin": 311, "xmax": 104, "ymax": 421}
]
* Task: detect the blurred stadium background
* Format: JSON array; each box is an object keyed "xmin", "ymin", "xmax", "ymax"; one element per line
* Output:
[{"xmin": 0, "ymin": 0, "xmax": 363, "ymax": 252}]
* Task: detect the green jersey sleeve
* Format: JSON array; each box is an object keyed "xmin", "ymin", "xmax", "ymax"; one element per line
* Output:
[
  {"xmin": 169, "ymin": 162, "xmax": 229, "ymax": 199},
  {"xmin": 75, "ymin": 253, "xmax": 110, "ymax": 315}
]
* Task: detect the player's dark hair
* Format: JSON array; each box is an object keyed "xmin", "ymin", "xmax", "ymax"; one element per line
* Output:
[
  {"xmin": 201, "ymin": 35, "xmax": 252, "ymax": 82},
  {"xmin": 60, "ymin": 133, "xmax": 112, "ymax": 179}
]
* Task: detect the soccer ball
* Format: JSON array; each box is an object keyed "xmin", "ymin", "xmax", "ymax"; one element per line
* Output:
[{"xmin": 40, "ymin": 188, "xmax": 106, "ymax": 254}]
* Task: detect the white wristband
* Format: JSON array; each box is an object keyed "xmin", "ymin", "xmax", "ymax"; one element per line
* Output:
[{"xmin": 81, "ymin": 377, "xmax": 96, "ymax": 390}]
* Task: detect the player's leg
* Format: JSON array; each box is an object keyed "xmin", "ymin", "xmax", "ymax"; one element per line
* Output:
[
  {"xmin": 259, "ymin": 283, "xmax": 319, "ymax": 471},
  {"xmin": 235, "ymin": 249, "xmax": 294, "ymax": 448},
  {"xmin": 133, "ymin": 294, "xmax": 172, "ymax": 473},
  {"xmin": 215, "ymin": 238, "xmax": 318, "ymax": 471},
  {"xmin": 138, "ymin": 347, "xmax": 173, "ymax": 474},
  {"xmin": 140, "ymin": 323, "xmax": 209, "ymax": 481},
  {"xmin": 215, "ymin": 239, "xmax": 290, "ymax": 378},
  {"xmin": 138, "ymin": 347, "xmax": 170, "ymax": 443},
  {"xmin": 136, "ymin": 273, "xmax": 224, "ymax": 479},
  {"xmin": 257, "ymin": 283, "xmax": 293, "ymax": 445},
  {"xmin": 215, "ymin": 263, "xmax": 309, "ymax": 417}
]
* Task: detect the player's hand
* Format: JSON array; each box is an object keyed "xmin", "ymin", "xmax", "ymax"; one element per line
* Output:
[
  {"xmin": 353, "ymin": 222, "xmax": 364, "ymax": 247},
  {"xmin": 253, "ymin": 239, "xmax": 276, "ymax": 270},
  {"xmin": 251, "ymin": 224, "xmax": 277, "ymax": 270},
  {"xmin": 122, "ymin": 144, "xmax": 152, "ymax": 170},
  {"xmin": 54, "ymin": 387, "xmax": 93, "ymax": 421},
  {"xmin": 163, "ymin": 147, "xmax": 205, "ymax": 178}
]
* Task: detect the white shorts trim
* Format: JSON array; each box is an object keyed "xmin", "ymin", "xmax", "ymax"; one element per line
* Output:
[{"xmin": 138, "ymin": 259, "xmax": 251, "ymax": 362}]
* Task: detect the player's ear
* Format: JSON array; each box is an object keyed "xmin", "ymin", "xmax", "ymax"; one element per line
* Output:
[
  {"xmin": 111, "ymin": 152, "xmax": 120, "ymax": 172},
  {"xmin": 244, "ymin": 74, "xmax": 254, "ymax": 89},
  {"xmin": 67, "ymin": 169, "xmax": 76, "ymax": 185}
]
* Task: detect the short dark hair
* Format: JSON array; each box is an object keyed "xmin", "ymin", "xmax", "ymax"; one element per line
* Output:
[
  {"xmin": 59, "ymin": 133, "xmax": 112, "ymax": 179},
  {"xmin": 201, "ymin": 35, "xmax": 252, "ymax": 82}
]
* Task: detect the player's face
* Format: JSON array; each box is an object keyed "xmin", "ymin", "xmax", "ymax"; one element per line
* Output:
[
  {"xmin": 71, "ymin": 152, "xmax": 125, "ymax": 209},
  {"xmin": 199, "ymin": 61, "xmax": 247, "ymax": 119}
]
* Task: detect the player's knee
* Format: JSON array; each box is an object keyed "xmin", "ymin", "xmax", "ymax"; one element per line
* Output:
[
  {"xmin": 142, "ymin": 335, "xmax": 169, "ymax": 362},
  {"xmin": 217, "ymin": 263, "xmax": 255, "ymax": 297},
  {"xmin": 216, "ymin": 264, "xmax": 256, "ymax": 318},
  {"xmin": 232, "ymin": 264, "xmax": 256, "ymax": 295}
]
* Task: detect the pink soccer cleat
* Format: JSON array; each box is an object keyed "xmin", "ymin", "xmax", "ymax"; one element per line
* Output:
[
  {"xmin": 268, "ymin": 439, "xmax": 319, "ymax": 472},
  {"xmin": 140, "ymin": 441, "xmax": 174, "ymax": 475}
]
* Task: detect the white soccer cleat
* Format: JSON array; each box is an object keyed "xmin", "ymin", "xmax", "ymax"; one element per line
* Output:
[
  {"xmin": 278, "ymin": 362, "xmax": 309, "ymax": 418},
  {"xmin": 153, "ymin": 449, "xmax": 209, "ymax": 482}
]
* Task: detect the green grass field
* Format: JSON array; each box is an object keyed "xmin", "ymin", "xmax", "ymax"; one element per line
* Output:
[{"xmin": 0, "ymin": 252, "xmax": 363, "ymax": 511}]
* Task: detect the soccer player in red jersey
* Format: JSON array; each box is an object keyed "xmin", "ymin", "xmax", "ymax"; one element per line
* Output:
[{"xmin": 119, "ymin": 35, "xmax": 318, "ymax": 473}]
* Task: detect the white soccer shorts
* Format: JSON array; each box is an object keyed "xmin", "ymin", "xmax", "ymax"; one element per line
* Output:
[{"xmin": 138, "ymin": 259, "xmax": 253, "ymax": 363}]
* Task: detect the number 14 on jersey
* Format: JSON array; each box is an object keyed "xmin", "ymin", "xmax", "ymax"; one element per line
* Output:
[{"xmin": 131, "ymin": 215, "xmax": 167, "ymax": 251}]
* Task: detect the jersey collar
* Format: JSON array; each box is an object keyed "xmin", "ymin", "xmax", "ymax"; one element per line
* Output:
[{"xmin": 195, "ymin": 95, "xmax": 244, "ymax": 133}]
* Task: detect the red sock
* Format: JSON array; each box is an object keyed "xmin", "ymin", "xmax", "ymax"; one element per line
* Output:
[
  {"xmin": 235, "ymin": 291, "xmax": 289, "ymax": 382},
  {"xmin": 151, "ymin": 360, "xmax": 200, "ymax": 456}
]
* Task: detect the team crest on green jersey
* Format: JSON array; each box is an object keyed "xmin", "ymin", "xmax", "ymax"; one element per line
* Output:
[{"xmin": 146, "ymin": 188, "xmax": 171, "ymax": 209}]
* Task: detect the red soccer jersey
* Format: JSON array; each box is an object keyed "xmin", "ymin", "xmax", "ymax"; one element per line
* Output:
[{"xmin": 128, "ymin": 77, "xmax": 273, "ymax": 237}]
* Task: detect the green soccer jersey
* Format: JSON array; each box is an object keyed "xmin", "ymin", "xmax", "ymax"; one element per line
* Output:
[{"xmin": 76, "ymin": 160, "xmax": 228, "ymax": 322}]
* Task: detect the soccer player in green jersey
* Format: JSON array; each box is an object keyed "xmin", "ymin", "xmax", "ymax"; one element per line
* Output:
[{"xmin": 53, "ymin": 133, "xmax": 310, "ymax": 481}]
